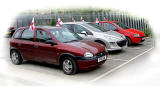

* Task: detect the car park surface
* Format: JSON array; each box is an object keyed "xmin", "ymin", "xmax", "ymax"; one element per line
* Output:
[{"xmin": 0, "ymin": 37, "xmax": 153, "ymax": 86}]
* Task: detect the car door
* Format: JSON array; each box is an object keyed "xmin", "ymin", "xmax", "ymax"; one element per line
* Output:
[
  {"xmin": 34, "ymin": 29, "xmax": 57, "ymax": 64},
  {"xmin": 18, "ymin": 29, "xmax": 35, "ymax": 60},
  {"xmin": 73, "ymin": 24, "xmax": 94, "ymax": 40}
]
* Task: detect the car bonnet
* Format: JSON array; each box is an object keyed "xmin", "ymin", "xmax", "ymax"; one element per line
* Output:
[{"xmin": 66, "ymin": 40, "xmax": 105, "ymax": 55}]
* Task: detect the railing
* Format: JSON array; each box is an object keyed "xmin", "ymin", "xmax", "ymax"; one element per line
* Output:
[{"xmin": 12, "ymin": 11, "xmax": 152, "ymax": 36}]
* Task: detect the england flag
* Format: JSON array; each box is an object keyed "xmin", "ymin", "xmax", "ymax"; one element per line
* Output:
[
  {"xmin": 29, "ymin": 17, "xmax": 35, "ymax": 30},
  {"xmin": 57, "ymin": 18, "xmax": 63, "ymax": 27}
]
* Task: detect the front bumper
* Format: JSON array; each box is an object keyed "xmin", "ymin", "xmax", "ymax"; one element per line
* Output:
[
  {"xmin": 107, "ymin": 39, "xmax": 128, "ymax": 51},
  {"xmin": 132, "ymin": 37, "xmax": 145, "ymax": 43},
  {"xmin": 76, "ymin": 51, "xmax": 108, "ymax": 70}
]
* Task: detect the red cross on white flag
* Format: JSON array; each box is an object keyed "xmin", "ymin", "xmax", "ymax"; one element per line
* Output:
[
  {"xmin": 57, "ymin": 18, "xmax": 63, "ymax": 27},
  {"xmin": 81, "ymin": 17, "xmax": 85, "ymax": 22},
  {"xmin": 29, "ymin": 17, "xmax": 35, "ymax": 30},
  {"xmin": 104, "ymin": 17, "xmax": 107, "ymax": 21},
  {"xmin": 96, "ymin": 18, "xmax": 99, "ymax": 23},
  {"xmin": 72, "ymin": 18, "xmax": 75, "ymax": 22}
]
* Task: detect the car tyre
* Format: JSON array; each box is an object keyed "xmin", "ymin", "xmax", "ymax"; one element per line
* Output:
[
  {"xmin": 10, "ymin": 50, "xmax": 23, "ymax": 65},
  {"xmin": 126, "ymin": 37, "xmax": 132, "ymax": 45},
  {"xmin": 62, "ymin": 57, "xmax": 78, "ymax": 75}
]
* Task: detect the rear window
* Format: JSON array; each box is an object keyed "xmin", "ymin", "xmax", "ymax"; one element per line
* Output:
[{"xmin": 13, "ymin": 29, "xmax": 22, "ymax": 39}]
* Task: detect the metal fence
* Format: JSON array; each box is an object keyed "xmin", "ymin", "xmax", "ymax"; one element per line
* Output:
[{"xmin": 12, "ymin": 11, "xmax": 152, "ymax": 36}]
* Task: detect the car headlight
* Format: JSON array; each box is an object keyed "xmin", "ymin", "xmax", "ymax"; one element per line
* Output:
[
  {"xmin": 105, "ymin": 47, "xmax": 108, "ymax": 52},
  {"xmin": 133, "ymin": 34, "xmax": 140, "ymax": 37},
  {"xmin": 84, "ymin": 52, "xmax": 93, "ymax": 57},
  {"xmin": 122, "ymin": 35, "xmax": 126, "ymax": 39},
  {"xmin": 109, "ymin": 42, "xmax": 118, "ymax": 48},
  {"xmin": 8, "ymin": 31, "xmax": 11, "ymax": 34}
]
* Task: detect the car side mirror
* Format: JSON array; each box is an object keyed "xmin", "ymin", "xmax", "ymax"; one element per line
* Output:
[
  {"xmin": 81, "ymin": 31, "xmax": 87, "ymax": 36},
  {"xmin": 46, "ymin": 40, "xmax": 57, "ymax": 46},
  {"xmin": 114, "ymin": 29, "xmax": 119, "ymax": 31}
]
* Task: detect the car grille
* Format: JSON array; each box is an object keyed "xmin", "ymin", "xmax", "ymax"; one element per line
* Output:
[
  {"xmin": 117, "ymin": 39, "xmax": 127, "ymax": 47},
  {"xmin": 96, "ymin": 51, "xmax": 108, "ymax": 57}
]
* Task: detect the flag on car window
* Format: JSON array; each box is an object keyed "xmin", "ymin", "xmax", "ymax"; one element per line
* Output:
[
  {"xmin": 72, "ymin": 18, "xmax": 75, "ymax": 22},
  {"xmin": 104, "ymin": 17, "xmax": 107, "ymax": 21},
  {"xmin": 57, "ymin": 18, "xmax": 63, "ymax": 27},
  {"xmin": 81, "ymin": 17, "xmax": 85, "ymax": 22},
  {"xmin": 96, "ymin": 18, "xmax": 99, "ymax": 23},
  {"xmin": 29, "ymin": 17, "xmax": 35, "ymax": 30}
]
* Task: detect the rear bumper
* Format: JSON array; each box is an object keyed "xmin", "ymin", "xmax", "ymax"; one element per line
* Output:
[{"xmin": 76, "ymin": 51, "xmax": 108, "ymax": 70}]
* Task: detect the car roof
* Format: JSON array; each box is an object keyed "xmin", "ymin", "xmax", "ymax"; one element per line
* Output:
[
  {"xmin": 18, "ymin": 26, "xmax": 63, "ymax": 30},
  {"xmin": 62, "ymin": 22, "xmax": 91, "ymax": 24},
  {"xmin": 99, "ymin": 21, "xmax": 116, "ymax": 23},
  {"xmin": 36, "ymin": 26, "xmax": 63, "ymax": 29}
]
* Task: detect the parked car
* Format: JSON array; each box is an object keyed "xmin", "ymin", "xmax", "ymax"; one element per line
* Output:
[
  {"xmin": 7, "ymin": 27, "xmax": 15, "ymax": 37},
  {"xmin": 97, "ymin": 21, "xmax": 146, "ymax": 45},
  {"xmin": 10, "ymin": 26, "xmax": 108, "ymax": 75},
  {"xmin": 61, "ymin": 22, "xmax": 127, "ymax": 51}
]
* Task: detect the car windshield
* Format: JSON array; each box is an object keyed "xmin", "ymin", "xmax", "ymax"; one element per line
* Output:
[
  {"xmin": 114, "ymin": 22, "xmax": 130, "ymax": 29},
  {"xmin": 49, "ymin": 28, "xmax": 83, "ymax": 43},
  {"xmin": 86, "ymin": 23, "xmax": 106, "ymax": 32},
  {"xmin": 81, "ymin": 23, "xmax": 103, "ymax": 32}
]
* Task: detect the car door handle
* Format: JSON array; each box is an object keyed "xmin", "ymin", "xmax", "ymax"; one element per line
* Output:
[{"xmin": 34, "ymin": 44, "xmax": 38, "ymax": 48}]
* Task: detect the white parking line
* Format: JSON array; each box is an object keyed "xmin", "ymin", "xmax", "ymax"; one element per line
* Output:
[
  {"xmin": 107, "ymin": 58, "xmax": 128, "ymax": 62},
  {"xmin": 88, "ymin": 47, "xmax": 153, "ymax": 84}
]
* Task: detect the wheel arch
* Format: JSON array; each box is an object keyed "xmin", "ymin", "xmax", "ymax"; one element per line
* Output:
[
  {"xmin": 10, "ymin": 47, "xmax": 24, "ymax": 60},
  {"xmin": 58, "ymin": 53, "xmax": 77, "ymax": 66}
]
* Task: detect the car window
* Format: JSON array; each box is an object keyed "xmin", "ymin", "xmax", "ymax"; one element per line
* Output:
[
  {"xmin": 13, "ymin": 29, "xmax": 22, "ymax": 39},
  {"xmin": 62, "ymin": 24, "xmax": 71, "ymax": 29},
  {"xmin": 103, "ymin": 23, "xmax": 117, "ymax": 30},
  {"xmin": 36, "ymin": 29, "xmax": 52, "ymax": 43},
  {"xmin": 49, "ymin": 28, "xmax": 83, "ymax": 43},
  {"xmin": 73, "ymin": 24, "xmax": 92, "ymax": 35},
  {"xmin": 82, "ymin": 23, "xmax": 102, "ymax": 32},
  {"xmin": 61, "ymin": 24, "xmax": 74, "ymax": 31},
  {"xmin": 20, "ymin": 29, "xmax": 34, "ymax": 41},
  {"xmin": 114, "ymin": 22, "xmax": 130, "ymax": 29},
  {"xmin": 87, "ymin": 23, "xmax": 105, "ymax": 32}
]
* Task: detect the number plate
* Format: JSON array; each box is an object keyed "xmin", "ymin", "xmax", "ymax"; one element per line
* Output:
[
  {"xmin": 98, "ymin": 56, "xmax": 107, "ymax": 62},
  {"xmin": 142, "ymin": 37, "xmax": 145, "ymax": 40}
]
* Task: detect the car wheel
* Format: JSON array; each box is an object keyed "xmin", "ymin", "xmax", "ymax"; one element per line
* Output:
[
  {"xmin": 62, "ymin": 57, "xmax": 77, "ymax": 75},
  {"xmin": 10, "ymin": 50, "xmax": 23, "ymax": 65},
  {"xmin": 126, "ymin": 37, "xmax": 132, "ymax": 45}
]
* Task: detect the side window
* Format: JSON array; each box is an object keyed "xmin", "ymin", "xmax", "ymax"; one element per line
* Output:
[
  {"xmin": 104, "ymin": 23, "xmax": 117, "ymax": 30},
  {"xmin": 13, "ymin": 29, "xmax": 22, "ymax": 39},
  {"xmin": 36, "ymin": 29, "xmax": 52, "ymax": 43},
  {"xmin": 62, "ymin": 24, "xmax": 74, "ymax": 31},
  {"xmin": 73, "ymin": 24, "xmax": 92, "ymax": 35},
  {"xmin": 21, "ymin": 29, "xmax": 34, "ymax": 41}
]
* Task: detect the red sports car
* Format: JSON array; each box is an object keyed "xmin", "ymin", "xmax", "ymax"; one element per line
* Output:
[{"xmin": 97, "ymin": 21, "xmax": 146, "ymax": 45}]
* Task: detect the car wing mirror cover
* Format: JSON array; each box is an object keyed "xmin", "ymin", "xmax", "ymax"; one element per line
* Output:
[{"xmin": 81, "ymin": 31, "xmax": 88, "ymax": 36}]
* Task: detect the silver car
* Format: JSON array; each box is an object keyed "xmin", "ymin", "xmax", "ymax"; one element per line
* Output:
[{"xmin": 61, "ymin": 22, "xmax": 127, "ymax": 51}]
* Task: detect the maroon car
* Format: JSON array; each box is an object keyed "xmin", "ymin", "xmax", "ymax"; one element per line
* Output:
[{"xmin": 10, "ymin": 26, "xmax": 108, "ymax": 75}]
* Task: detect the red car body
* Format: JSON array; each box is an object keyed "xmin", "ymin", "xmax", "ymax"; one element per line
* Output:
[
  {"xmin": 10, "ymin": 26, "xmax": 108, "ymax": 74},
  {"xmin": 98, "ymin": 21, "xmax": 146, "ymax": 44}
]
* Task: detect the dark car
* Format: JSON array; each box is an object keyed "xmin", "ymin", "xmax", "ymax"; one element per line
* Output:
[
  {"xmin": 10, "ymin": 26, "xmax": 108, "ymax": 75},
  {"xmin": 7, "ymin": 27, "xmax": 15, "ymax": 37}
]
